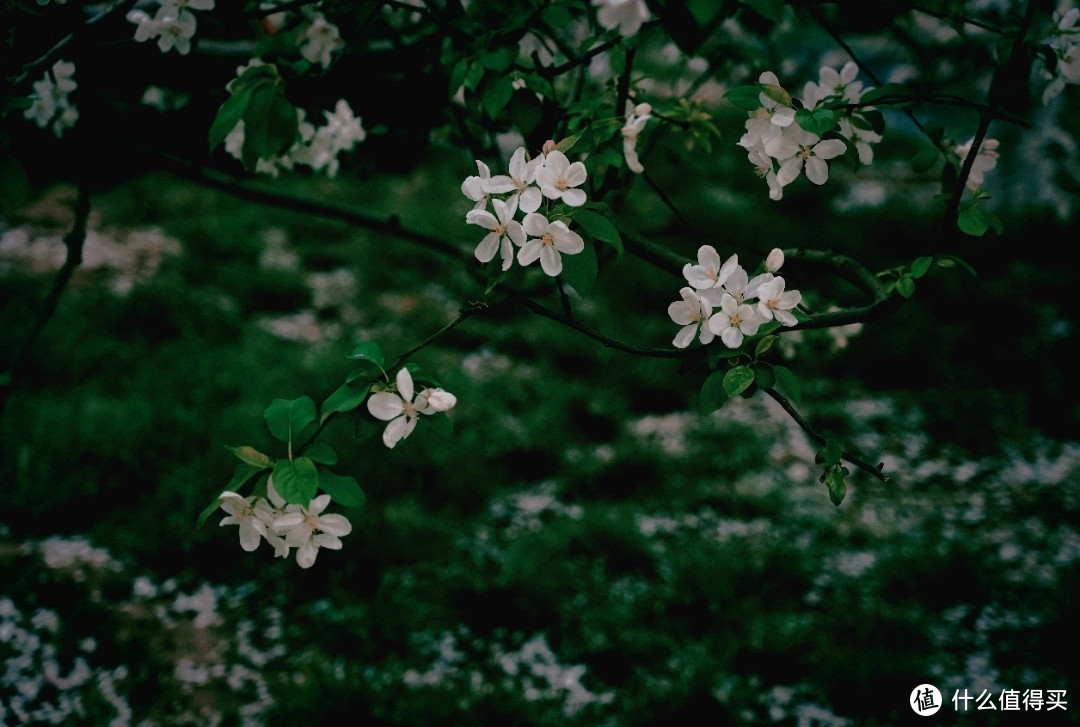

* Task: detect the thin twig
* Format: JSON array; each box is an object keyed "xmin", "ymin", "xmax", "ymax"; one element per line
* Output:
[
  {"xmin": 0, "ymin": 183, "xmax": 91, "ymax": 417},
  {"xmin": 764, "ymin": 387, "xmax": 892, "ymax": 484}
]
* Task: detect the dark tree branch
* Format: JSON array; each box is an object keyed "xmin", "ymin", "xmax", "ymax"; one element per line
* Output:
[{"xmin": 764, "ymin": 387, "xmax": 892, "ymax": 484}]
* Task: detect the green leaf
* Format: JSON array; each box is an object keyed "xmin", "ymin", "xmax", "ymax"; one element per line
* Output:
[
  {"xmin": 304, "ymin": 442, "xmax": 338, "ymax": 466},
  {"xmin": 759, "ymin": 83, "xmax": 792, "ymax": 108},
  {"xmin": 523, "ymin": 72, "xmax": 554, "ymax": 99},
  {"xmin": 958, "ymin": 206, "xmax": 990, "ymax": 236},
  {"xmin": 909, "ymin": 256, "xmax": 933, "ymax": 278},
  {"xmin": 318, "ymin": 471, "xmax": 366, "ymax": 508},
  {"xmin": 263, "ymin": 397, "xmax": 318, "ymax": 445},
  {"xmin": 208, "ymin": 88, "xmax": 251, "ymax": 153},
  {"xmin": 699, "ymin": 371, "xmax": 729, "ymax": 415},
  {"xmin": 238, "ymin": 81, "xmax": 297, "ymax": 168},
  {"xmin": 821, "ymin": 439, "xmax": 843, "ymax": 466},
  {"xmin": 824, "ymin": 465, "xmax": 847, "ymax": 506},
  {"xmin": 937, "ymin": 254, "xmax": 977, "ymax": 277},
  {"xmin": 560, "ymin": 241, "xmax": 598, "ymax": 299},
  {"xmin": 740, "ymin": 0, "xmax": 785, "ymax": 23},
  {"xmin": 707, "ymin": 345, "xmax": 744, "ymax": 369},
  {"xmin": 896, "ymin": 276, "xmax": 916, "ymax": 298},
  {"xmin": 572, "ymin": 210, "xmax": 623, "ymax": 260},
  {"xmin": 794, "ymin": 107, "xmax": 839, "ymax": 136},
  {"xmin": 229, "ymin": 63, "xmax": 278, "ymax": 94},
  {"xmin": 509, "ymin": 90, "xmax": 543, "ymax": 138},
  {"xmin": 482, "ymin": 76, "xmax": 515, "ymax": 119},
  {"xmin": 724, "ymin": 85, "xmax": 765, "ymax": 110},
  {"xmin": 723, "ymin": 365, "xmax": 756, "ymax": 397},
  {"xmin": 196, "ymin": 496, "xmax": 223, "ymax": 529},
  {"xmin": 346, "ymin": 360, "xmax": 383, "ymax": 384},
  {"xmin": 555, "ymin": 133, "xmax": 581, "ymax": 154},
  {"xmin": 272, "ymin": 456, "xmax": 319, "ymax": 506},
  {"xmin": 346, "ymin": 341, "xmax": 385, "ymax": 367},
  {"xmin": 753, "ymin": 363, "xmax": 775, "ymax": 390},
  {"xmin": 911, "ymin": 147, "xmax": 940, "ymax": 174},
  {"xmin": 772, "ymin": 364, "xmax": 801, "ymax": 403},
  {"xmin": 321, "ymin": 381, "xmax": 371, "ymax": 423},
  {"xmin": 858, "ymin": 83, "xmax": 912, "ymax": 106},
  {"xmin": 479, "ymin": 46, "xmax": 515, "ymax": 72},
  {"xmin": 225, "ymin": 445, "xmax": 273, "ymax": 468},
  {"xmin": 463, "ymin": 61, "xmax": 485, "ymax": 91},
  {"xmin": 754, "ymin": 335, "xmax": 777, "ymax": 358}
]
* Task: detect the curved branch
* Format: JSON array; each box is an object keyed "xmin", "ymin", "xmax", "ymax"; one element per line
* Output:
[
  {"xmin": 0, "ymin": 182, "xmax": 91, "ymax": 418},
  {"xmin": 764, "ymin": 387, "xmax": 892, "ymax": 484}
]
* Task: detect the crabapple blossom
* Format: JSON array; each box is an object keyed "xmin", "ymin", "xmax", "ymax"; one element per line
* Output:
[
  {"xmin": 955, "ymin": 137, "xmax": 1000, "ymax": 191},
  {"xmin": 668, "ymin": 287, "xmax": 719, "ymax": 348},
  {"xmin": 517, "ymin": 213, "xmax": 585, "ymax": 277},
  {"xmin": 462, "ymin": 160, "xmax": 496, "ymax": 211},
  {"xmin": 814, "ymin": 61, "xmax": 865, "ymax": 103},
  {"xmin": 683, "ymin": 246, "xmax": 738, "ymax": 290},
  {"xmin": 22, "ymin": 60, "xmax": 78, "ymax": 138},
  {"xmin": 1043, "ymin": 8, "xmax": 1080, "ymax": 102},
  {"xmin": 707, "ymin": 293, "xmax": 762, "ymax": 349},
  {"xmin": 837, "ymin": 117, "xmax": 880, "ymax": 166},
  {"xmin": 621, "ymin": 101, "xmax": 652, "ymax": 174},
  {"xmin": 747, "ymin": 145, "xmax": 783, "ymax": 201},
  {"xmin": 774, "ymin": 126, "xmax": 847, "ymax": 187},
  {"xmin": 535, "ymin": 150, "xmax": 588, "ymax": 207},
  {"xmin": 754, "ymin": 276, "xmax": 802, "ymax": 326},
  {"xmin": 366, "ymin": 368, "xmax": 456, "ymax": 449},
  {"xmin": 483, "ymin": 147, "xmax": 544, "ymax": 213},
  {"xmin": 738, "ymin": 71, "xmax": 796, "ymax": 149},
  {"xmin": 467, "ymin": 197, "xmax": 524, "ymax": 271},
  {"xmin": 272, "ymin": 494, "xmax": 353, "ymax": 569},
  {"xmin": 765, "ymin": 248, "xmax": 785, "ymax": 273},
  {"xmin": 300, "ymin": 13, "xmax": 344, "ymax": 69},
  {"xmin": 218, "ymin": 492, "xmax": 270, "ymax": 552},
  {"xmin": 593, "ymin": 0, "xmax": 650, "ymax": 37}
]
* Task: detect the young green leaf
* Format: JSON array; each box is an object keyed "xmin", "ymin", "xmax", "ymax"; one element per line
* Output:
[
  {"xmin": 225, "ymin": 445, "xmax": 273, "ymax": 468},
  {"xmin": 699, "ymin": 370, "xmax": 729, "ymax": 414},
  {"xmin": 346, "ymin": 341, "xmax": 385, "ymax": 367},
  {"xmin": 909, "ymin": 256, "xmax": 933, "ymax": 278},
  {"xmin": 723, "ymin": 365, "xmax": 756, "ymax": 396},
  {"xmin": 304, "ymin": 442, "xmax": 338, "ymax": 466},
  {"xmin": 824, "ymin": 465, "xmax": 847, "ymax": 506},
  {"xmin": 318, "ymin": 471, "xmax": 366, "ymax": 508},
  {"xmin": 321, "ymin": 381, "xmax": 372, "ymax": 423},
  {"xmin": 263, "ymin": 396, "xmax": 318, "ymax": 445},
  {"xmin": 272, "ymin": 456, "xmax": 319, "ymax": 506},
  {"xmin": 572, "ymin": 210, "xmax": 624, "ymax": 260},
  {"xmin": 560, "ymin": 241, "xmax": 598, "ymax": 299}
]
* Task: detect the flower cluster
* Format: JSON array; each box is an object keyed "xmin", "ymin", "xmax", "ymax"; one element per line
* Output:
[
  {"xmin": 1042, "ymin": 8, "xmax": 1080, "ymax": 104},
  {"xmin": 225, "ymin": 95, "xmax": 366, "ymax": 178},
  {"xmin": 23, "ymin": 60, "xmax": 78, "ymax": 138},
  {"xmin": 299, "ymin": 11, "xmax": 345, "ymax": 69},
  {"xmin": 739, "ymin": 65, "xmax": 881, "ymax": 200},
  {"xmin": 463, "ymin": 146, "xmax": 588, "ymax": 277},
  {"xmin": 127, "ymin": 0, "xmax": 215, "ymax": 56},
  {"xmin": 367, "ymin": 367, "xmax": 457, "ymax": 449},
  {"xmin": 667, "ymin": 246, "xmax": 800, "ymax": 349},
  {"xmin": 218, "ymin": 478, "xmax": 352, "ymax": 568}
]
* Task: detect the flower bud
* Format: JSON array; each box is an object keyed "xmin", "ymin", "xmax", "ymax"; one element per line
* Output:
[
  {"xmin": 634, "ymin": 102, "xmax": 652, "ymax": 116},
  {"xmin": 542, "ymin": 139, "xmax": 557, "ymax": 155},
  {"xmin": 766, "ymin": 248, "xmax": 785, "ymax": 273}
]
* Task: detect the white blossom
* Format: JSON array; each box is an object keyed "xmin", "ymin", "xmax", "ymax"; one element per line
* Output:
[
  {"xmin": 299, "ymin": 13, "xmax": 344, "ymax": 69},
  {"xmin": 517, "ymin": 213, "xmax": 585, "ymax": 277},
  {"xmin": 754, "ymin": 276, "xmax": 801, "ymax": 326},
  {"xmin": 707, "ymin": 292, "xmax": 762, "ymax": 348},
  {"xmin": 467, "ymin": 197, "xmax": 525, "ymax": 271},
  {"xmin": 593, "ymin": 0, "xmax": 650, "ymax": 37},
  {"xmin": 535, "ymin": 150, "xmax": 588, "ymax": 207},
  {"xmin": 621, "ymin": 101, "xmax": 652, "ymax": 174},
  {"xmin": 272, "ymin": 494, "xmax": 352, "ymax": 569},
  {"xmin": 668, "ymin": 287, "xmax": 718, "ymax": 348}
]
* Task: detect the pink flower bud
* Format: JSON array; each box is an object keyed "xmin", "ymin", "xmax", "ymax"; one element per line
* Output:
[{"xmin": 542, "ymin": 139, "xmax": 557, "ymax": 155}]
